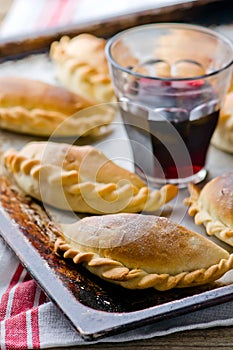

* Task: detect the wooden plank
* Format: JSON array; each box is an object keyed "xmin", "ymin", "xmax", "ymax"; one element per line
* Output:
[
  {"xmin": 50, "ymin": 327, "xmax": 233, "ymax": 349},
  {"xmin": 0, "ymin": 0, "xmax": 226, "ymax": 59}
]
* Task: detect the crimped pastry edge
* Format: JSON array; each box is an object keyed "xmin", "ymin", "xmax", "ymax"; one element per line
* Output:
[
  {"xmin": 211, "ymin": 112, "xmax": 233, "ymax": 154},
  {"xmin": 184, "ymin": 183, "xmax": 233, "ymax": 246},
  {"xmin": 50, "ymin": 34, "xmax": 115, "ymax": 103},
  {"xmin": 211, "ymin": 92, "xmax": 233, "ymax": 154},
  {"xmin": 54, "ymin": 237, "xmax": 233, "ymax": 291},
  {"xmin": 0, "ymin": 104, "xmax": 114, "ymax": 137},
  {"xmin": 3, "ymin": 146, "xmax": 178, "ymax": 214}
]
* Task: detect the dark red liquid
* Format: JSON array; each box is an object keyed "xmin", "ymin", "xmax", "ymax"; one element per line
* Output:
[
  {"xmin": 149, "ymin": 109, "xmax": 219, "ymax": 179},
  {"xmin": 120, "ymin": 80, "xmax": 219, "ymax": 180}
]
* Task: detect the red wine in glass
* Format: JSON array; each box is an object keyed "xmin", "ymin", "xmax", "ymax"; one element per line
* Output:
[{"xmin": 120, "ymin": 79, "xmax": 219, "ymax": 183}]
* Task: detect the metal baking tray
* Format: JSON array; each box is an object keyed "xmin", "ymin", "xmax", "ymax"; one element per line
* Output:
[
  {"xmin": 1, "ymin": 172, "xmax": 233, "ymax": 341},
  {"xmin": 0, "ymin": 0, "xmax": 233, "ymax": 340}
]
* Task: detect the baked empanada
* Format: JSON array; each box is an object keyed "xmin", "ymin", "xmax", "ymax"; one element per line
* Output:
[
  {"xmin": 211, "ymin": 92, "xmax": 233, "ymax": 154},
  {"xmin": 0, "ymin": 76, "xmax": 113, "ymax": 137},
  {"xmin": 184, "ymin": 172, "xmax": 233, "ymax": 246},
  {"xmin": 3, "ymin": 141, "xmax": 178, "ymax": 214},
  {"xmin": 50, "ymin": 34, "xmax": 115, "ymax": 103},
  {"xmin": 54, "ymin": 213, "xmax": 233, "ymax": 291},
  {"xmin": 153, "ymin": 28, "xmax": 214, "ymax": 78}
]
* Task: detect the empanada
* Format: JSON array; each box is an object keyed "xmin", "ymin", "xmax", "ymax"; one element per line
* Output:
[
  {"xmin": 54, "ymin": 213, "xmax": 233, "ymax": 291},
  {"xmin": 3, "ymin": 141, "xmax": 178, "ymax": 214},
  {"xmin": 50, "ymin": 34, "xmax": 115, "ymax": 103},
  {"xmin": 211, "ymin": 92, "xmax": 233, "ymax": 154},
  {"xmin": 184, "ymin": 172, "xmax": 233, "ymax": 246},
  {"xmin": 0, "ymin": 76, "xmax": 114, "ymax": 137},
  {"xmin": 153, "ymin": 28, "xmax": 214, "ymax": 78}
]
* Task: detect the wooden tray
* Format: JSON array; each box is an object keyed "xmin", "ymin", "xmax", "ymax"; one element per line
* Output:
[
  {"xmin": 0, "ymin": 0, "xmax": 230, "ymax": 60},
  {"xmin": 0, "ymin": 0, "xmax": 233, "ymax": 341}
]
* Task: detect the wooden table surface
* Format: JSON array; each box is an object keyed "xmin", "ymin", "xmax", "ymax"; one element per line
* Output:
[{"xmin": 52, "ymin": 327, "xmax": 233, "ymax": 350}]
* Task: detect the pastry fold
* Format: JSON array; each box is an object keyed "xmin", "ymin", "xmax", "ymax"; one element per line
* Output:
[
  {"xmin": 3, "ymin": 141, "xmax": 178, "ymax": 214},
  {"xmin": 0, "ymin": 76, "xmax": 113, "ymax": 137},
  {"xmin": 211, "ymin": 92, "xmax": 233, "ymax": 154},
  {"xmin": 50, "ymin": 34, "xmax": 115, "ymax": 103},
  {"xmin": 184, "ymin": 172, "xmax": 233, "ymax": 246},
  {"xmin": 54, "ymin": 213, "xmax": 233, "ymax": 291}
]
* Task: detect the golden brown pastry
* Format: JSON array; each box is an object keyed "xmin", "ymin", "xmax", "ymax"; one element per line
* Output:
[
  {"xmin": 54, "ymin": 213, "xmax": 233, "ymax": 291},
  {"xmin": 0, "ymin": 76, "xmax": 114, "ymax": 137},
  {"xmin": 211, "ymin": 92, "xmax": 233, "ymax": 154},
  {"xmin": 3, "ymin": 141, "xmax": 178, "ymax": 214},
  {"xmin": 228, "ymin": 76, "xmax": 233, "ymax": 92},
  {"xmin": 153, "ymin": 28, "xmax": 215, "ymax": 78},
  {"xmin": 50, "ymin": 34, "xmax": 115, "ymax": 103},
  {"xmin": 184, "ymin": 172, "xmax": 233, "ymax": 246}
]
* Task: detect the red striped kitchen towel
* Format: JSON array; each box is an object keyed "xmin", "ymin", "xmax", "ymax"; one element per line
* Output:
[
  {"xmin": 0, "ymin": 237, "xmax": 84, "ymax": 350},
  {"xmin": 0, "ymin": 238, "xmax": 46, "ymax": 349},
  {"xmin": 0, "ymin": 265, "xmax": 45, "ymax": 349},
  {"xmin": 2, "ymin": 234, "xmax": 233, "ymax": 350}
]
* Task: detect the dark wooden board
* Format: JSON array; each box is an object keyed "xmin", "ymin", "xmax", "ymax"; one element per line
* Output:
[{"xmin": 0, "ymin": 0, "xmax": 230, "ymax": 60}]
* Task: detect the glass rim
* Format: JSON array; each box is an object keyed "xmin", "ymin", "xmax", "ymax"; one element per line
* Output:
[{"xmin": 105, "ymin": 22, "xmax": 233, "ymax": 82}]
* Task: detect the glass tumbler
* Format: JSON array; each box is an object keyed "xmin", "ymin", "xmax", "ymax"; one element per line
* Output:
[{"xmin": 106, "ymin": 23, "xmax": 233, "ymax": 188}]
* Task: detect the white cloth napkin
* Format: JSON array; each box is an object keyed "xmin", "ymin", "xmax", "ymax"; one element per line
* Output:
[
  {"xmin": 0, "ymin": 0, "xmax": 198, "ymax": 38},
  {"xmin": 1, "ymin": 235, "xmax": 233, "ymax": 349}
]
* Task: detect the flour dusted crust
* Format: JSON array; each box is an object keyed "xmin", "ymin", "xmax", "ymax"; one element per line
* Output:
[
  {"xmin": 54, "ymin": 213, "xmax": 233, "ymax": 291},
  {"xmin": 3, "ymin": 141, "xmax": 178, "ymax": 214},
  {"xmin": 184, "ymin": 172, "xmax": 233, "ymax": 246},
  {"xmin": 50, "ymin": 34, "xmax": 115, "ymax": 103},
  {"xmin": 211, "ymin": 92, "xmax": 233, "ymax": 154},
  {"xmin": 0, "ymin": 76, "xmax": 114, "ymax": 137}
]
